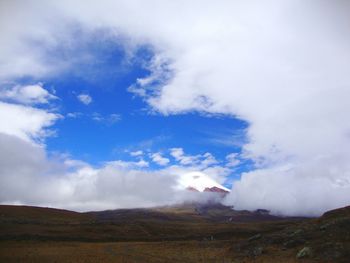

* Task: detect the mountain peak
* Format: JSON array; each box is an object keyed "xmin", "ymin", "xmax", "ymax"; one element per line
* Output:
[{"xmin": 179, "ymin": 171, "xmax": 230, "ymax": 193}]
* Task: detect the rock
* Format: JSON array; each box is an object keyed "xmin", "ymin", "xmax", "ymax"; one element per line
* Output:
[
  {"xmin": 252, "ymin": 246, "xmax": 264, "ymax": 256},
  {"xmin": 296, "ymin": 247, "xmax": 312, "ymax": 259},
  {"xmin": 248, "ymin": 233, "xmax": 262, "ymax": 242},
  {"xmin": 320, "ymin": 223, "xmax": 330, "ymax": 231}
]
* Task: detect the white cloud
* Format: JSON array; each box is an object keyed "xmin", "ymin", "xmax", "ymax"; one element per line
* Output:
[
  {"xmin": 92, "ymin": 112, "xmax": 121, "ymax": 124},
  {"xmin": 67, "ymin": 112, "xmax": 82, "ymax": 118},
  {"xmin": 201, "ymin": 152, "xmax": 219, "ymax": 167},
  {"xmin": 135, "ymin": 159, "xmax": 149, "ymax": 168},
  {"xmin": 170, "ymin": 148, "xmax": 199, "ymax": 166},
  {"xmin": 0, "ymin": 103, "xmax": 228, "ymax": 211},
  {"xmin": 162, "ymin": 164, "xmax": 230, "ymax": 189},
  {"xmin": 169, "ymin": 148, "xmax": 221, "ymax": 170},
  {"xmin": 0, "ymin": 1, "xmax": 73, "ymax": 80},
  {"xmin": 170, "ymin": 147, "xmax": 184, "ymax": 160},
  {"xmin": 0, "ymin": 111, "xmax": 229, "ymax": 211},
  {"xmin": 225, "ymin": 153, "xmax": 240, "ymax": 168},
  {"xmin": 107, "ymin": 159, "xmax": 149, "ymax": 168},
  {"xmin": 0, "ymin": 127, "xmax": 229, "ymax": 211},
  {"xmin": 151, "ymin": 152, "xmax": 170, "ymax": 166},
  {"xmin": 109, "ymin": 113, "xmax": 121, "ymax": 123},
  {"xmin": 77, "ymin": 94, "xmax": 92, "ymax": 105},
  {"xmin": 223, "ymin": 164, "xmax": 350, "ymax": 217},
  {"xmin": 0, "ymin": 101, "xmax": 60, "ymax": 143},
  {"xmin": 91, "ymin": 112, "xmax": 103, "ymax": 121},
  {"xmin": 130, "ymin": 150, "xmax": 143, "ymax": 157},
  {"xmin": 0, "ymin": 134, "xmax": 178, "ymax": 211},
  {"xmin": 0, "ymin": 84, "xmax": 57, "ymax": 104}
]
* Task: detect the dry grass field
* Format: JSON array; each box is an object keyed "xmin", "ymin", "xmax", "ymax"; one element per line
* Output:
[
  {"xmin": 1, "ymin": 204, "xmax": 349, "ymax": 262},
  {"xmin": 0, "ymin": 240, "xmax": 318, "ymax": 263}
]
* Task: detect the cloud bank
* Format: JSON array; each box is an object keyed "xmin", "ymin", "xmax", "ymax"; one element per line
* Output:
[
  {"xmin": 1, "ymin": 0, "xmax": 350, "ymax": 215},
  {"xmin": 0, "ymin": 133, "xmax": 179, "ymax": 211},
  {"xmin": 0, "ymin": 85, "xmax": 228, "ymax": 211},
  {"xmin": 0, "ymin": 132, "xmax": 228, "ymax": 211}
]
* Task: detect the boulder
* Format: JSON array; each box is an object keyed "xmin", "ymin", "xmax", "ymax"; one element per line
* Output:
[{"xmin": 296, "ymin": 247, "xmax": 312, "ymax": 259}]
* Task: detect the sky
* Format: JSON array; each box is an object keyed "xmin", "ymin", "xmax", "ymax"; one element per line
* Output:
[{"xmin": 1, "ymin": 0, "xmax": 350, "ymax": 216}]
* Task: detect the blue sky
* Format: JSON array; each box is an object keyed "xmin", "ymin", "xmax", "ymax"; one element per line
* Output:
[{"xmin": 13, "ymin": 36, "xmax": 250, "ymax": 188}]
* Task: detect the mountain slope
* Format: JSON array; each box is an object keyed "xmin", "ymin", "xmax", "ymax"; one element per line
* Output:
[
  {"xmin": 0, "ymin": 203, "xmax": 296, "ymax": 242},
  {"xmin": 231, "ymin": 205, "xmax": 350, "ymax": 262},
  {"xmin": 2, "ymin": 204, "xmax": 350, "ymax": 262},
  {"xmin": 179, "ymin": 171, "xmax": 230, "ymax": 193}
]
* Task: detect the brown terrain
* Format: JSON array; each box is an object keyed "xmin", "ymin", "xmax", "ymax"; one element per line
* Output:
[{"xmin": 0, "ymin": 203, "xmax": 349, "ymax": 262}]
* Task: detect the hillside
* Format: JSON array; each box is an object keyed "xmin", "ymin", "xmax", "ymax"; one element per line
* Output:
[
  {"xmin": 0, "ymin": 203, "xmax": 294, "ymax": 242},
  {"xmin": 230, "ymin": 206, "xmax": 350, "ymax": 262},
  {"xmin": 0, "ymin": 204, "xmax": 349, "ymax": 262}
]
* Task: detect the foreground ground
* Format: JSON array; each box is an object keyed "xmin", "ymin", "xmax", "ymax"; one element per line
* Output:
[
  {"xmin": 0, "ymin": 203, "xmax": 349, "ymax": 262},
  {"xmin": 0, "ymin": 240, "xmax": 303, "ymax": 263}
]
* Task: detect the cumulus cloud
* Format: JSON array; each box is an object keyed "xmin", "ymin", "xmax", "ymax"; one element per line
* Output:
[
  {"xmin": 77, "ymin": 94, "xmax": 92, "ymax": 105},
  {"xmin": 170, "ymin": 148, "xmax": 199, "ymax": 166},
  {"xmin": 0, "ymin": 101, "xmax": 185, "ymax": 211},
  {"xmin": 223, "ymin": 164, "xmax": 350, "ymax": 217},
  {"xmin": 0, "ymin": 1, "xmax": 72, "ymax": 80},
  {"xmin": 0, "ymin": 130, "xmax": 226, "ymax": 211},
  {"xmin": 0, "ymin": 101, "xmax": 223, "ymax": 210},
  {"xmin": 201, "ymin": 152, "xmax": 219, "ymax": 167},
  {"xmin": 133, "ymin": 159, "xmax": 149, "ymax": 168},
  {"xmin": 150, "ymin": 152, "xmax": 170, "ymax": 166},
  {"xmin": 130, "ymin": 150, "xmax": 144, "ymax": 157},
  {"xmin": 1, "ymin": 0, "xmax": 350, "ymax": 215},
  {"xmin": 0, "ymin": 101, "xmax": 60, "ymax": 143},
  {"xmin": 169, "ymin": 148, "xmax": 222, "ymax": 172},
  {"xmin": 0, "ymin": 132, "xmax": 231, "ymax": 211},
  {"xmin": 0, "ymin": 133, "xmax": 180, "ymax": 211},
  {"xmin": 0, "ymin": 84, "xmax": 57, "ymax": 104},
  {"xmin": 0, "ymin": 98, "xmax": 228, "ymax": 211}
]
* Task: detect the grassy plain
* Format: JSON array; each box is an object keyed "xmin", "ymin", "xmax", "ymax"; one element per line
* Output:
[{"xmin": 1, "ymin": 204, "xmax": 349, "ymax": 262}]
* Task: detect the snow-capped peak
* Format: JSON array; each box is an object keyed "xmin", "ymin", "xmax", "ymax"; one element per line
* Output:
[{"xmin": 178, "ymin": 171, "xmax": 230, "ymax": 192}]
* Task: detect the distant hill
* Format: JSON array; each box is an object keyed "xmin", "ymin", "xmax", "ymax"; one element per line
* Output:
[
  {"xmin": 0, "ymin": 203, "xmax": 298, "ymax": 242},
  {"xmin": 1, "ymin": 204, "xmax": 349, "ymax": 262}
]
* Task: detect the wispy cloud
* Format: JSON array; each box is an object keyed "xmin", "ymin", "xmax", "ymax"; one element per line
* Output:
[
  {"xmin": 77, "ymin": 94, "xmax": 92, "ymax": 105},
  {"xmin": 225, "ymin": 153, "xmax": 240, "ymax": 168},
  {"xmin": 199, "ymin": 127, "xmax": 248, "ymax": 148},
  {"xmin": 92, "ymin": 112, "xmax": 121, "ymax": 125},
  {"xmin": 66, "ymin": 112, "xmax": 83, "ymax": 118}
]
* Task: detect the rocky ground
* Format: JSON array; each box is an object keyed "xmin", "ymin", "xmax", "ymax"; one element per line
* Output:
[{"xmin": 231, "ymin": 206, "xmax": 350, "ymax": 262}]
